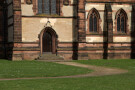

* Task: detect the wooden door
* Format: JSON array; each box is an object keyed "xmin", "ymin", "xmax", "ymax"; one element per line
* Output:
[{"xmin": 42, "ymin": 31, "xmax": 52, "ymax": 52}]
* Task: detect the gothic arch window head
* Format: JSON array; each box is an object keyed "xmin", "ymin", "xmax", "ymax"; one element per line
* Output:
[
  {"xmin": 38, "ymin": 0, "xmax": 59, "ymax": 14},
  {"xmin": 63, "ymin": 0, "xmax": 69, "ymax": 5},
  {"xmin": 88, "ymin": 8, "xmax": 100, "ymax": 33},
  {"xmin": 116, "ymin": 9, "xmax": 128, "ymax": 33},
  {"xmin": 26, "ymin": 0, "xmax": 32, "ymax": 4}
]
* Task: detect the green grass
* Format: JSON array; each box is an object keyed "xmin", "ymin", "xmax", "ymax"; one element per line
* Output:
[
  {"xmin": 75, "ymin": 59, "xmax": 135, "ymax": 71},
  {"xmin": 0, "ymin": 60, "xmax": 91, "ymax": 78},
  {"xmin": 0, "ymin": 59, "xmax": 135, "ymax": 90}
]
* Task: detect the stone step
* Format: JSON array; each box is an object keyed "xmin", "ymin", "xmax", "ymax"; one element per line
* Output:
[{"xmin": 38, "ymin": 54, "xmax": 64, "ymax": 60}]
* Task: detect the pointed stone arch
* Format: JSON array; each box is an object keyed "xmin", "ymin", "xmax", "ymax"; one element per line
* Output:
[
  {"xmin": 87, "ymin": 8, "xmax": 100, "ymax": 19},
  {"xmin": 87, "ymin": 8, "xmax": 102, "ymax": 34},
  {"xmin": 115, "ymin": 8, "xmax": 128, "ymax": 20},
  {"xmin": 115, "ymin": 8, "xmax": 129, "ymax": 34},
  {"xmin": 40, "ymin": 27, "xmax": 58, "ymax": 55}
]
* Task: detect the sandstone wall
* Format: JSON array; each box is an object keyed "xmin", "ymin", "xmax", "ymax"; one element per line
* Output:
[
  {"xmin": 112, "ymin": 4, "xmax": 132, "ymax": 42},
  {"xmin": 21, "ymin": 0, "xmax": 77, "ymax": 42},
  {"xmin": 21, "ymin": 0, "xmax": 77, "ymax": 17},
  {"xmin": 22, "ymin": 18, "xmax": 73, "ymax": 42},
  {"xmin": 85, "ymin": 3, "xmax": 132, "ymax": 43},
  {"xmin": 85, "ymin": 3, "xmax": 104, "ymax": 42}
]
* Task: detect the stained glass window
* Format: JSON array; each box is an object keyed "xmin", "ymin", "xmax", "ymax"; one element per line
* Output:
[
  {"xmin": 117, "ymin": 16, "xmax": 120, "ymax": 32},
  {"xmin": 44, "ymin": 0, "xmax": 50, "ymax": 14},
  {"xmin": 51, "ymin": 0, "xmax": 56, "ymax": 14},
  {"xmin": 89, "ymin": 10, "xmax": 99, "ymax": 33},
  {"xmin": 121, "ymin": 16, "xmax": 125, "ymax": 33},
  {"xmin": 90, "ymin": 15, "xmax": 93, "ymax": 32},
  {"xmin": 38, "ymin": 0, "xmax": 42, "ymax": 14},
  {"xmin": 94, "ymin": 15, "xmax": 97, "ymax": 32},
  {"xmin": 38, "ymin": 0, "xmax": 57, "ymax": 14},
  {"xmin": 117, "ymin": 9, "xmax": 127, "ymax": 33}
]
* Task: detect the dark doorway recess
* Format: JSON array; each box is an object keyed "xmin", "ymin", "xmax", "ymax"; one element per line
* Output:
[
  {"xmin": 43, "ymin": 31, "xmax": 52, "ymax": 52},
  {"xmin": 42, "ymin": 27, "xmax": 57, "ymax": 54}
]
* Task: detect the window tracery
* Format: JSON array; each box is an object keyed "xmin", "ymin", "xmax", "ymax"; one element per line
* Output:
[
  {"xmin": 87, "ymin": 8, "xmax": 101, "ymax": 34},
  {"xmin": 38, "ymin": 0, "xmax": 57, "ymax": 14},
  {"xmin": 116, "ymin": 9, "xmax": 127, "ymax": 33}
]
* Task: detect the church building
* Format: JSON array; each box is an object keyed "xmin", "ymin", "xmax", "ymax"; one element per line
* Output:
[{"xmin": 0, "ymin": 0, "xmax": 135, "ymax": 60}]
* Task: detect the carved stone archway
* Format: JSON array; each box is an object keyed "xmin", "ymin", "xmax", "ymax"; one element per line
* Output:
[{"xmin": 40, "ymin": 27, "xmax": 58, "ymax": 55}]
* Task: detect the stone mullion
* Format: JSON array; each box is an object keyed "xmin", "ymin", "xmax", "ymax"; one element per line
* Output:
[
  {"xmin": 13, "ymin": 0, "xmax": 22, "ymax": 42},
  {"xmin": 77, "ymin": 0, "xmax": 86, "ymax": 42}
]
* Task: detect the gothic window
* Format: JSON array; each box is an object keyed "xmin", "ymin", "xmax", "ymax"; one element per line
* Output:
[
  {"xmin": 116, "ymin": 9, "xmax": 127, "ymax": 33},
  {"xmin": 38, "ymin": 0, "xmax": 57, "ymax": 14},
  {"xmin": 26, "ymin": 0, "xmax": 32, "ymax": 4},
  {"xmin": 89, "ymin": 9, "xmax": 99, "ymax": 33},
  {"xmin": 63, "ymin": 0, "xmax": 69, "ymax": 5}
]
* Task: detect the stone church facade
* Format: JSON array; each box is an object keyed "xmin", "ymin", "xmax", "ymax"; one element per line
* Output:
[{"xmin": 0, "ymin": 0, "xmax": 135, "ymax": 60}]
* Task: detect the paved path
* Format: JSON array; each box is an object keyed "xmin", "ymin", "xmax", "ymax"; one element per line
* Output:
[
  {"xmin": 56, "ymin": 62, "xmax": 128, "ymax": 77},
  {"xmin": 0, "ymin": 62, "xmax": 128, "ymax": 81}
]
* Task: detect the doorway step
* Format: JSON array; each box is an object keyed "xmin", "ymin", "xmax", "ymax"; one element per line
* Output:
[{"xmin": 37, "ymin": 53, "xmax": 66, "ymax": 62}]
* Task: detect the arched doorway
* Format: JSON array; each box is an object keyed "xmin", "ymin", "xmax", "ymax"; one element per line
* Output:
[
  {"xmin": 42, "ymin": 31, "xmax": 52, "ymax": 52},
  {"xmin": 41, "ymin": 27, "xmax": 57, "ymax": 54}
]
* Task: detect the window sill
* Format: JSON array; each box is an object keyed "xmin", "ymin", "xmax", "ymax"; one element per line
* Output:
[
  {"xmin": 86, "ymin": 32, "xmax": 103, "ymax": 36},
  {"xmin": 22, "ymin": 15, "xmax": 76, "ymax": 18},
  {"xmin": 36, "ymin": 14, "xmax": 60, "ymax": 17},
  {"xmin": 113, "ymin": 33, "xmax": 130, "ymax": 36}
]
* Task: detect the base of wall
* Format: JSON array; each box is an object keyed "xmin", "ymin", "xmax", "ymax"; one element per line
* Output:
[
  {"xmin": 107, "ymin": 53, "xmax": 131, "ymax": 59},
  {"xmin": 11, "ymin": 53, "xmax": 40, "ymax": 61},
  {"xmin": 5, "ymin": 42, "xmax": 135, "ymax": 61},
  {"xmin": 6, "ymin": 42, "xmax": 40, "ymax": 61},
  {"xmin": 58, "ymin": 53, "xmax": 132, "ymax": 60}
]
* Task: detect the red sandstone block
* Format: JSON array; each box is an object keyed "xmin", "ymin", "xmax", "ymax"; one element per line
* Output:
[
  {"xmin": 22, "ymin": 44, "xmax": 39, "ymax": 47},
  {"xmin": 78, "ymin": 43, "xmax": 86, "ymax": 47},
  {"xmin": 23, "ymin": 53, "xmax": 39, "ymax": 60},
  {"xmin": 23, "ymin": 51, "xmax": 40, "ymax": 53},
  {"xmin": 13, "ymin": 51, "xmax": 22, "ymax": 54}
]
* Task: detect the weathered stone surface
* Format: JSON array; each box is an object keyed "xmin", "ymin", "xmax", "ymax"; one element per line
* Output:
[{"xmin": 1, "ymin": 0, "xmax": 135, "ymax": 60}]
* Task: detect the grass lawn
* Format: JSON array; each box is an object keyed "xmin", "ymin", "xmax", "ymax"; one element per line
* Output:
[
  {"xmin": 0, "ymin": 60, "xmax": 91, "ymax": 78},
  {"xmin": 0, "ymin": 59, "xmax": 135, "ymax": 90},
  {"xmin": 75, "ymin": 59, "xmax": 135, "ymax": 71}
]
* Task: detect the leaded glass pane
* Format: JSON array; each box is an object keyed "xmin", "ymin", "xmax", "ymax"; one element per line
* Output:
[
  {"xmin": 51, "ymin": 0, "xmax": 56, "ymax": 14},
  {"xmin": 117, "ymin": 16, "xmax": 120, "ymax": 32},
  {"xmin": 94, "ymin": 15, "xmax": 97, "ymax": 32},
  {"xmin": 121, "ymin": 16, "xmax": 125, "ymax": 33},
  {"xmin": 44, "ymin": 0, "xmax": 50, "ymax": 14},
  {"xmin": 90, "ymin": 15, "xmax": 93, "ymax": 32},
  {"xmin": 38, "ymin": 0, "xmax": 42, "ymax": 14}
]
